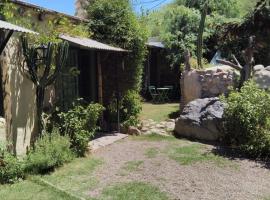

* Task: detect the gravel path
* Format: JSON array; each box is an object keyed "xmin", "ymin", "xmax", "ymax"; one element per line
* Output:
[{"xmin": 88, "ymin": 137, "xmax": 270, "ymax": 200}]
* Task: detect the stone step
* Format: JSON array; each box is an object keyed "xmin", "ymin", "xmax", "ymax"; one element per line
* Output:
[{"xmin": 88, "ymin": 133, "xmax": 128, "ymax": 152}]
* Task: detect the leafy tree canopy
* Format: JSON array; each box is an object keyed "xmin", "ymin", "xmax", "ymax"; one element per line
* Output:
[
  {"xmin": 141, "ymin": 0, "xmax": 257, "ymax": 67},
  {"xmin": 87, "ymin": 0, "xmax": 148, "ymax": 91}
]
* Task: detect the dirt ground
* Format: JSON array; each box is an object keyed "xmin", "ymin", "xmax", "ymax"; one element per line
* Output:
[{"xmin": 88, "ymin": 137, "xmax": 270, "ymax": 200}]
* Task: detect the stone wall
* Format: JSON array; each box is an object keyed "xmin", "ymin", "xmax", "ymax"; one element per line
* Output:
[{"xmin": 180, "ymin": 65, "xmax": 237, "ymax": 107}]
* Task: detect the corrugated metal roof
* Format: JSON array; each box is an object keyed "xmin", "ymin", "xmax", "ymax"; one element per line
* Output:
[
  {"xmin": 0, "ymin": 20, "xmax": 38, "ymax": 34},
  {"xmin": 60, "ymin": 35, "xmax": 128, "ymax": 52},
  {"xmin": 146, "ymin": 37, "xmax": 165, "ymax": 48}
]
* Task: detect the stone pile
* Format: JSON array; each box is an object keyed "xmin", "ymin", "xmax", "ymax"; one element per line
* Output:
[
  {"xmin": 197, "ymin": 68, "xmax": 235, "ymax": 98},
  {"xmin": 180, "ymin": 65, "xmax": 237, "ymax": 108},
  {"xmin": 127, "ymin": 119, "xmax": 175, "ymax": 136}
]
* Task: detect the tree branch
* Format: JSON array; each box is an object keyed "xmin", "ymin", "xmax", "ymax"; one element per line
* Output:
[{"xmin": 216, "ymin": 59, "xmax": 242, "ymax": 71}]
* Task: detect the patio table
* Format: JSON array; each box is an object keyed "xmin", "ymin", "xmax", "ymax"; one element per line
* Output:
[{"xmin": 156, "ymin": 88, "xmax": 171, "ymax": 102}]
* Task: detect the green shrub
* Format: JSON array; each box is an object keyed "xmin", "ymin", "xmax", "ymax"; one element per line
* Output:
[
  {"xmin": 108, "ymin": 90, "xmax": 142, "ymax": 128},
  {"xmin": 25, "ymin": 130, "xmax": 74, "ymax": 174},
  {"xmin": 59, "ymin": 102, "xmax": 104, "ymax": 156},
  {"xmin": 222, "ymin": 81, "xmax": 270, "ymax": 158},
  {"xmin": 0, "ymin": 143, "xmax": 25, "ymax": 184}
]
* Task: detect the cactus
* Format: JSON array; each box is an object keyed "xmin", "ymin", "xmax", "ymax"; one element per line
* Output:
[{"xmin": 22, "ymin": 38, "xmax": 69, "ymax": 143}]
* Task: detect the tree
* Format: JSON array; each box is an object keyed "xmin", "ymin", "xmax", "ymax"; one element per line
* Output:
[
  {"xmin": 87, "ymin": 0, "xmax": 147, "ymax": 91},
  {"xmin": 161, "ymin": 6, "xmax": 201, "ymax": 66},
  {"xmin": 174, "ymin": 0, "xmax": 240, "ymax": 17},
  {"xmin": 22, "ymin": 38, "xmax": 69, "ymax": 143},
  {"xmin": 86, "ymin": 0, "xmax": 147, "ymax": 127}
]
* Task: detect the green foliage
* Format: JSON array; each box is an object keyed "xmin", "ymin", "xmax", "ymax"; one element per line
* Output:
[
  {"xmin": 142, "ymin": 0, "xmax": 245, "ymax": 67},
  {"xmin": 0, "ymin": 144, "xmax": 25, "ymax": 184},
  {"xmin": 222, "ymin": 81, "xmax": 270, "ymax": 158},
  {"xmin": 59, "ymin": 101, "xmax": 104, "ymax": 156},
  {"xmin": 161, "ymin": 6, "xmax": 200, "ymax": 66},
  {"xmin": 25, "ymin": 130, "xmax": 74, "ymax": 174},
  {"xmin": 108, "ymin": 90, "xmax": 142, "ymax": 127},
  {"xmin": 87, "ymin": 0, "xmax": 147, "ymax": 91},
  {"xmin": 174, "ymin": 0, "xmax": 240, "ymax": 17}
]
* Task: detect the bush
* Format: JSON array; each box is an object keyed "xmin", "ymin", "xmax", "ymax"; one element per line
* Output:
[
  {"xmin": 25, "ymin": 130, "xmax": 74, "ymax": 174},
  {"xmin": 222, "ymin": 81, "xmax": 270, "ymax": 158},
  {"xmin": 0, "ymin": 143, "xmax": 25, "ymax": 184},
  {"xmin": 108, "ymin": 90, "xmax": 142, "ymax": 128},
  {"xmin": 59, "ymin": 101, "xmax": 104, "ymax": 156}
]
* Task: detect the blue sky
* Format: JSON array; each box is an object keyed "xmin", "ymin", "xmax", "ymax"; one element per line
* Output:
[{"xmin": 25, "ymin": 0, "xmax": 173, "ymax": 16}]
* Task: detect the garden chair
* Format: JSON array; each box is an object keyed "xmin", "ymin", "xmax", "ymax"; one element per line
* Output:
[
  {"xmin": 164, "ymin": 85, "xmax": 173, "ymax": 100},
  {"xmin": 148, "ymin": 86, "xmax": 160, "ymax": 103}
]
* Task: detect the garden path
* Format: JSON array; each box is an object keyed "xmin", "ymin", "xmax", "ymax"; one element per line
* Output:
[{"xmin": 87, "ymin": 136, "xmax": 270, "ymax": 200}]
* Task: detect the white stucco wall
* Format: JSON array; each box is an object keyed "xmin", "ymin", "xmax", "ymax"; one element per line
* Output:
[{"xmin": 0, "ymin": 35, "xmax": 37, "ymax": 155}]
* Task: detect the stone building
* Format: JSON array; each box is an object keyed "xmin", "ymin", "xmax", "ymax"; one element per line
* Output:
[{"xmin": 0, "ymin": 0, "xmax": 127, "ymax": 155}]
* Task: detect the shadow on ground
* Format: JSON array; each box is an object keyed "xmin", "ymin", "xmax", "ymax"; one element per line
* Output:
[
  {"xmin": 212, "ymin": 145, "xmax": 270, "ymax": 170},
  {"xmin": 172, "ymin": 132, "xmax": 270, "ymax": 170},
  {"xmin": 168, "ymin": 109, "xmax": 180, "ymax": 119}
]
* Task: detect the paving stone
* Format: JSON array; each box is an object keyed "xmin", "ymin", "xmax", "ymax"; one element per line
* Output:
[{"xmin": 89, "ymin": 133, "xmax": 128, "ymax": 152}]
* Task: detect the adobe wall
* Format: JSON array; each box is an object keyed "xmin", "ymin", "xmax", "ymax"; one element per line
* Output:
[
  {"xmin": 0, "ymin": 6, "xmax": 67, "ymax": 155},
  {"xmin": 0, "ymin": 35, "xmax": 37, "ymax": 156}
]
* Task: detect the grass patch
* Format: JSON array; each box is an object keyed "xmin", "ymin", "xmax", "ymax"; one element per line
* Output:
[
  {"xmin": 0, "ymin": 157, "xmax": 102, "ymax": 200},
  {"xmin": 41, "ymin": 157, "xmax": 102, "ymax": 198},
  {"xmin": 122, "ymin": 161, "xmax": 144, "ymax": 172},
  {"xmin": 132, "ymin": 133, "xmax": 177, "ymax": 142},
  {"xmin": 0, "ymin": 180, "xmax": 75, "ymax": 200},
  {"xmin": 98, "ymin": 181, "xmax": 169, "ymax": 200},
  {"xmin": 167, "ymin": 144, "xmax": 238, "ymax": 168},
  {"xmin": 140, "ymin": 103, "xmax": 179, "ymax": 122},
  {"xmin": 145, "ymin": 148, "xmax": 159, "ymax": 158}
]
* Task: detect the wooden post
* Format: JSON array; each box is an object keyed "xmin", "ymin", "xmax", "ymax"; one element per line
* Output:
[
  {"xmin": 97, "ymin": 52, "xmax": 104, "ymax": 124},
  {"xmin": 97, "ymin": 52, "xmax": 103, "ymax": 105}
]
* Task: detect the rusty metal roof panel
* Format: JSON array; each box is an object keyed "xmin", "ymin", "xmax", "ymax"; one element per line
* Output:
[
  {"xmin": 0, "ymin": 20, "xmax": 38, "ymax": 34},
  {"xmin": 60, "ymin": 35, "xmax": 128, "ymax": 52}
]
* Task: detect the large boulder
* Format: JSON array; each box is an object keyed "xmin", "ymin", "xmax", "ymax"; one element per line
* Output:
[
  {"xmin": 175, "ymin": 97, "xmax": 224, "ymax": 141},
  {"xmin": 253, "ymin": 65, "xmax": 270, "ymax": 89}
]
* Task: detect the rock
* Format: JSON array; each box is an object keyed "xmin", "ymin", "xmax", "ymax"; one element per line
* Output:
[
  {"xmin": 127, "ymin": 126, "xmax": 141, "ymax": 136},
  {"xmin": 166, "ymin": 119, "xmax": 176, "ymax": 122},
  {"xmin": 253, "ymin": 65, "xmax": 264, "ymax": 71},
  {"xmin": 175, "ymin": 97, "xmax": 224, "ymax": 141},
  {"xmin": 265, "ymin": 66, "xmax": 270, "ymax": 71},
  {"xmin": 253, "ymin": 69, "xmax": 270, "ymax": 89},
  {"xmin": 0, "ymin": 118, "xmax": 5, "ymax": 128}
]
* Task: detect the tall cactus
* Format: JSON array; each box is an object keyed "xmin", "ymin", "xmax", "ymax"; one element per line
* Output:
[
  {"xmin": 22, "ymin": 38, "xmax": 69, "ymax": 143},
  {"xmin": 197, "ymin": 2, "xmax": 208, "ymax": 69}
]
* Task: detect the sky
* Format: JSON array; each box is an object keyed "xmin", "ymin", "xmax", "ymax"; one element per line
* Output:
[{"xmin": 25, "ymin": 0, "xmax": 173, "ymax": 16}]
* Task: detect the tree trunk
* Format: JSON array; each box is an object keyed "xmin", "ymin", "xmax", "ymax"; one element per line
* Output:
[
  {"xmin": 197, "ymin": 5, "xmax": 207, "ymax": 69},
  {"xmin": 32, "ymin": 85, "xmax": 45, "ymax": 144}
]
